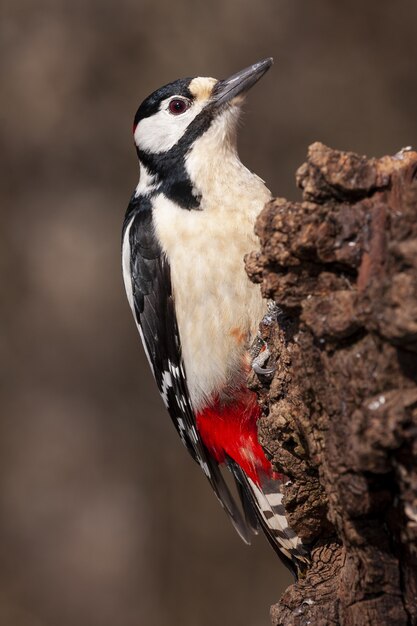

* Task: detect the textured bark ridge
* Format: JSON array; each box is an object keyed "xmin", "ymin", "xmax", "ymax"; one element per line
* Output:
[{"xmin": 246, "ymin": 143, "xmax": 417, "ymax": 626}]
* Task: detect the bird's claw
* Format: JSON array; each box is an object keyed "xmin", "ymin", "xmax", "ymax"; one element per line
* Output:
[
  {"xmin": 250, "ymin": 337, "xmax": 275, "ymax": 377},
  {"xmin": 250, "ymin": 301, "xmax": 280, "ymax": 377},
  {"xmin": 252, "ymin": 361, "xmax": 276, "ymax": 376},
  {"xmin": 251, "ymin": 342, "xmax": 275, "ymax": 376}
]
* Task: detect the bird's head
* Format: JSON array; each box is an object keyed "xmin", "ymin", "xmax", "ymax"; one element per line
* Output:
[{"xmin": 133, "ymin": 58, "xmax": 273, "ymax": 208}]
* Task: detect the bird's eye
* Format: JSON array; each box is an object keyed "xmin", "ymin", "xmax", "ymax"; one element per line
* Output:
[{"xmin": 168, "ymin": 98, "xmax": 189, "ymax": 115}]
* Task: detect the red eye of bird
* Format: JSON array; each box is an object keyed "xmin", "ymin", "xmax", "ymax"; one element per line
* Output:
[{"xmin": 168, "ymin": 98, "xmax": 189, "ymax": 115}]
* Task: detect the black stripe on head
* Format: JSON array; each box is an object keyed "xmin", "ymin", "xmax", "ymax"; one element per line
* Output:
[
  {"xmin": 136, "ymin": 100, "xmax": 217, "ymax": 210},
  {"xmin": 133, "ymin": 78, "xmax": 193, "ymax": 128}
]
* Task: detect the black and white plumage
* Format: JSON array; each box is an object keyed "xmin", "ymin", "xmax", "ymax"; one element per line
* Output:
[
  {"xmin": 122, "ymin": 59, "xmax": 309, "ymax": 573},
  {"xmin": 123, "ymin": 194, "xmax": 252, "ymax": 542}
]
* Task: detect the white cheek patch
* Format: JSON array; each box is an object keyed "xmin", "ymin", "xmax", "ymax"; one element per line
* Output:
[{"xmin": 134, "ymin": 98, "xmax": 205, "ymax": 154}]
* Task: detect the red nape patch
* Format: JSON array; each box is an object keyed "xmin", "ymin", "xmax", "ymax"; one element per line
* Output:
[{"xmin": 196, "ymin": 389, "xmax": 279, "ymax": 486}]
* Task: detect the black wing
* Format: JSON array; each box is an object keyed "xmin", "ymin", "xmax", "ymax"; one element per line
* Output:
[{"xmin": 123, "ymin": 194, "xmax": 252, "ymax": 543}]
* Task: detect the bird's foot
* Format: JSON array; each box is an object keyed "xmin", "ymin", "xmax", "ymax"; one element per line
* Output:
[
  {"xmin": 250, "ymin": 302, "xmax": 279, "ymax": 376},
  {"xmin": 252, "ymin": 342, "xmax": 275, "ymax": 376}
]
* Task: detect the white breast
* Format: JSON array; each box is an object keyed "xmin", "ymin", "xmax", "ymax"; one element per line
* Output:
[{"xmin": 152, "ymin": 156, "xmax": 270, "ymax": 412}]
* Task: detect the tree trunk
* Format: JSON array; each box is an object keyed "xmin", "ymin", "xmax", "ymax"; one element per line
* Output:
[{"xmin": 246, "ymin": 143, "xmax": 417, "ymax": 626}]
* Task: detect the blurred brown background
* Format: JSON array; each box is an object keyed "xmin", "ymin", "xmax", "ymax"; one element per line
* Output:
[{"xmin": 1, "ymin": 1, "xmax": 417, "ymax": 625}]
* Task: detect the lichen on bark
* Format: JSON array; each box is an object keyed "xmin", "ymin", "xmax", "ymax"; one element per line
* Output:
[{"xmin": 246, "ymin": 143, "xmax": 417, "ymax": 625}]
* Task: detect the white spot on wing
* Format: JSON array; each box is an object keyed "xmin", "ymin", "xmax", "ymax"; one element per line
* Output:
[
  {"xmin": 176, "ymin": 418, "xmax": 188, "ymax": 446},
  {"xmin": 189, "ymin": 425, "xmax": 198, "ymax": 444},
  {"xmin": 160, "ymin": 370, "xmax": 172, "ymax": 407},
  {"xmin": 199, "ymin": 459, "xmax": 211, "ymax": 477}
]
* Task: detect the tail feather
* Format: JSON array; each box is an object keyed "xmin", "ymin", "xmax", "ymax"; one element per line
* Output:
[
  {"xmin": 226, "ymin": 456, "xmax": 309, "ymax": 576},
  {"xmin": 206, "ymin": 456, "xmax": 253, "ymax": 545},
  {"xmin": 233, "ymin": 472, "xmax": 260, "ymax": 535},
  {"xmin": 248, "ymin": 475, "xmax": 309, "ymax": 567}
]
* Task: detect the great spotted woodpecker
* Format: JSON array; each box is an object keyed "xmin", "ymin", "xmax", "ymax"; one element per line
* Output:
[{"xmin": 122, "ymin": 58, "xmax": 308, "ymax": 573}]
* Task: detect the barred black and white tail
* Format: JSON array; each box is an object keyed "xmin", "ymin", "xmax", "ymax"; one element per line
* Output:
[
  {"xmin": 227, "ymin": 457, "xmax": 309, "ymax": 575},
  {"xmin": 249, "ymin": 476, "xmax": 309, "ymax": 569}
]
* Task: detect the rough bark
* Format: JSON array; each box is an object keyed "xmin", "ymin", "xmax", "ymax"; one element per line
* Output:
[{"xmin": 246, "ymin": 143, "xmax": 417, "ymax": 626}]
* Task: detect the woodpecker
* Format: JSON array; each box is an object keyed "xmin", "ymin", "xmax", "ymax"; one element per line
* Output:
[{"xmin": 122, "ymin": 58, "xmax": 308, "ymax": 573}]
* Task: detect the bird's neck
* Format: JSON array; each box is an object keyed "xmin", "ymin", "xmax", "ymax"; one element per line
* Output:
[
  {"xmin": 135, "ymin": 161, "xmax": 158, "ymax": 197},
  {"xmin": 186, "ymin": 144, "xmax": 270, "ymax": 212},
  {"xmin": 135, "ymin": 105, "xmax": 270, "ymax": 211}
]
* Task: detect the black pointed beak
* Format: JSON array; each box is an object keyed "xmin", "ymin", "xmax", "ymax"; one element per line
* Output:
[{"xmin": 211, "ymin": 57, "xmax": 273, "ymax": 107}]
